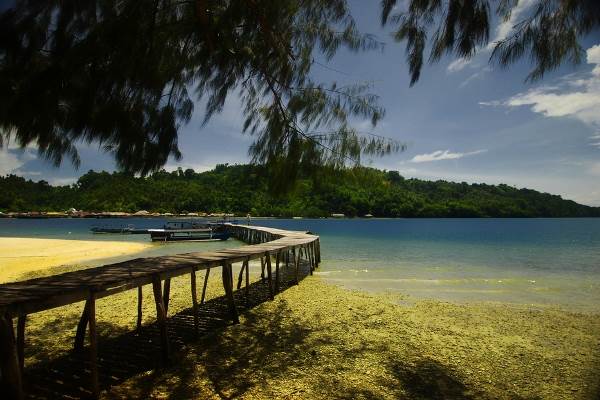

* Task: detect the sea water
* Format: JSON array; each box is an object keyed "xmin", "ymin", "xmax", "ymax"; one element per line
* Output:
[{"xmin": 1, "ymin": 217, "xmax": 599, "ymax": 311}]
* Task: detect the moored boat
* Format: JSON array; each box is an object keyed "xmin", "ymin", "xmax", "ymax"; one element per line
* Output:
[
  {"xmin": 91, "ymin": 224, "xmax": 148, "ymax": 234},
  {"xmin": 148, "ymin": 221, "xmax": 230, "ymax": 242}
]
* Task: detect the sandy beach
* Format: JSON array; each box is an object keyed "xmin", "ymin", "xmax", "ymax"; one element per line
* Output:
[
  {"xmin": 10, "ymin": 256, "xmax": 600, "ymax": 399},
  {"xmin": 0, "ymin": 237, "xmax": 151, "ymax": 283}
]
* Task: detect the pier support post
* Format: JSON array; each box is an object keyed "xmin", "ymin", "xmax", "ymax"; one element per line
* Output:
[
  {"xmin": 292, "ymin": 248, "xmax": 299, "ymax": 285},
  {"xmin": 260, "ymin": 257, "xmax": 265, "ymax": 282},
  {"xmin": 136, "ymin": 286, "xmax": 143, "ymax": 333},
  {"xmin": 201, "ymin": 269, "xmax": 210, "ymax": 305},
  {"xmin": 162, "ymin": 278, "xmax": 171, "ymax": 315},
  {"xmin": 222, "ymin": 263, "xmax": 239, "ymax": 324},
  {"xmin": 191, "ymin": 269, "xmax": 199, "ymax": 336},
  {"xmin": 244, "ymin": 258, "xmax": 250, "ymax": 303},
  {"xmin": 275, "ymin": 252, "xmax": 280, "ymax": 293},
  {"xmin": 236, "ymin": 262, "xmax": 245, "ymax": 290},
  {"xmin": 285, "ymin": 251, "xmax": 290, "ymax": 280},
  {"xmin": 152, "ymin": 276, "xmax": 170, "ymax": 365},
  {"xmin": 317, "ymin": 238, "xmax": 321, "ymax": 264},
  {"xmin": 87, "ymin": 293, "xmax": 99, "ymax": 399},
  {"xmin": 74, "ymin": 300, "xmax": 90, "ymax": 351},
  {"xmin": 308, "ymin": 244, "xmax": 314, "ymax": 275},
  {"xmin": 0, "ymin": 313, "xmax": 23, "ymax": 400},
  {"xmin": 265, "ymin": 254, "xmax": 274, "ymax": 300}
]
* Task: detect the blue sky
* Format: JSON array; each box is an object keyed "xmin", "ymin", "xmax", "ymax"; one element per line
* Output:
[{"xmin": 2, "ymin": 1, "xmax": 600, "ymax": 205}]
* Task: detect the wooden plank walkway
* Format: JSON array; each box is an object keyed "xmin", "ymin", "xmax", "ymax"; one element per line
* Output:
[{"xmin": 0, "ymin": 224, "xmax": 321, "ymax": 399}]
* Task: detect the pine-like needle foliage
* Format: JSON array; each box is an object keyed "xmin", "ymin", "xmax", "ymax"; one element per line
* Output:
[
  {"xmin": 382, "ymin": 0, "xmax": 600, "ymax": 85},
  {"xmin": 0, "ymin": 0, "xmax": 401, "ymax": 184}
]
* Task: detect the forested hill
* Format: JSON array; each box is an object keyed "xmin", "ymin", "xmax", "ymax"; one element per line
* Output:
[{"xmin": 2, "ymin": 164, "xmax": 599, "ymax": 218}]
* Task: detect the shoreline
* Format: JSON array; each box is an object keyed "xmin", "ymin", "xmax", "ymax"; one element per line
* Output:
[
  {"xmin": 19, "ymin": 270, "xmax": 599, "ymax": 399},
  {"xmin": 2, "ymin": 214, "xmax": 600, "ymax": 220},
  {"xmin": 0, "ymin": 237, "xmax": 151, "ymax": 283},
  {"xmin": 1, "ymin": 243, "xmax": 598, "ymax": 398}
]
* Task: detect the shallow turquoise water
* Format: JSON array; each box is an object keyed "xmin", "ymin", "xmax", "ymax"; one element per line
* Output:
[{"xmin": 1, "ymin": 218, "xmax": 599, "ymax": 310}]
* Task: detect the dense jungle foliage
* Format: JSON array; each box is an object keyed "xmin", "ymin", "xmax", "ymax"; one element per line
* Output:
[{"xmin": 2, "ymin": 164, "xmax": 599, "ymax": 218}]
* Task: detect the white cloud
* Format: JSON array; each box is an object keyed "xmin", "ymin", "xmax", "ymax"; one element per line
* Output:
[
  {"xmin": 410, "ymin": 149, "xmax": 487, "ymax": 163},
  {"xmin": 447, "ymin": 58, "xmax": 472, "ymax": 73},
  {"xmin": 0, "ymin": 146, "xmax": 39, "ymax": 175},
  {"xmin": 0, "ymin": 149, "xmax": 23, "ymax": 175},
  {"xmin": 481, "ymin": 45, "xmax": 600, "ymax": 130},
  {"xmin": 587, "ymin": 44, "xmax": 600, "ymax": 64}
]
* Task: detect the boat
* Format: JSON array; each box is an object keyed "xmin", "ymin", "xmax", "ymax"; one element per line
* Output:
[
  {"xmin": 148, "ymin": 221, "xmax": 230, "ymax": 242},
  {"xmin": 91, "ymin": 224, "xmax": 148, "ymax": 234}
]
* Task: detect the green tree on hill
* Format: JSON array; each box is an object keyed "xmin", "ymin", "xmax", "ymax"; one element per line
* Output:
[{"xmin": 1, "ymin": 165, "xmax": 598, "ymax": 217}]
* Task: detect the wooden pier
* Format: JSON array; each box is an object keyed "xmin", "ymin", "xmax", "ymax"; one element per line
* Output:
[{"xmin": 0, "ymin": 224, "xmax": 321, "ymax": 399}]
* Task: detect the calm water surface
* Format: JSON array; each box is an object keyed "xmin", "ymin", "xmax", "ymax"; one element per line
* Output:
[{"xmin": 1, "ymin": 218, "xmax": 599, "ymax": 310}]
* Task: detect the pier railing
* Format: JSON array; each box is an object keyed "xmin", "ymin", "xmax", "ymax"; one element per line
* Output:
[{"xmin": 0, "ymin": 224, "xmax": 320, "ymax": 399}]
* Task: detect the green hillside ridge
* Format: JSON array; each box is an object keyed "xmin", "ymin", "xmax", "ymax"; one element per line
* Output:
[{"xmin": 2, "ymin": 164, "xmax": 599, "ymax": 217}]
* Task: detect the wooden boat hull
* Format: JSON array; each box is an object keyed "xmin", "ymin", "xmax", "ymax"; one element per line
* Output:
[
  {"xmin": 149, "ymin": 229, "xmax": 230, "ymax": 242},
  {"xmin": 91, "ymin": 227, "xmax": 148, "ymax": 234}
]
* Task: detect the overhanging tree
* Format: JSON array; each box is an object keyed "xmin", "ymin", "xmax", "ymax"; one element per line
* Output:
[
  {"xmin": 382, "ymin": 0, "xmax": 600, "ymax": 85},
  {"xmin": 0, "ymin": 0, "xmax": 597, "ymax": 180}
]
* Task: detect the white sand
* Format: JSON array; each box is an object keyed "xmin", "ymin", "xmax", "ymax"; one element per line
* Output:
[{"xmin": 0, "ymin": 237, "xmax": 151, "ymax": 283}]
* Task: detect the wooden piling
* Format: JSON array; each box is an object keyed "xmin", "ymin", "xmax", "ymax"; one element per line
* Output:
[
  {"xmin": 0, "ymin": 313, "xmax": 23, "ymax": 400},
  {"xmin": 191, "ymin": 269, "xmax": 199, "ymax": 336},
  {"xmin": 162, "ymin": 278, "xmax": 171, "ymax": 315},
  {"xmin": 201, "ymin": 268, "xmax": 210, "ymax": 305},
  {"xmin": 136, "ymin": 286, "xmax": 143, "ymax": 333},
  {"xmin": 244, "ymin": 258, "xmax": 250, "ymax": 303},
  {"xmin": 237, "ymin": 262, "xmax": 245, "ymax": 290},
  {"xmin": 292, "ymin": 247, "xmax": 300, "ymax": 284},
  {"xmin": 275, "ymin": 252, "xmax": 280, "ymax": 293},
  {"xmin": 152, "ymin": 276, "xmax": 170, "ymax": 365},
  {"xmin": 265, "ymin": 254, "xmax": 274, "ymax": 300},
  {"xmin": 87, "ymin": 293, "xmax": 99, "ymax": 399},
  {"xmin": 74, "ymin": 300, "xmax": 89, "ymax": 351},
  {"xmin": 222, "ymin": 263, "xmax": 239, "ymax": 323}
]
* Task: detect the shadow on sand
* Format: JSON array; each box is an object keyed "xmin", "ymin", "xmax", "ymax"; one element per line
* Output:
[
  {"xmin": 22, "ymin": 260, "xmax": 578, "ymax": 400},
  {"xmin": 23, "ymin": 262, "xmax": 313, "ymax": 399}
]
